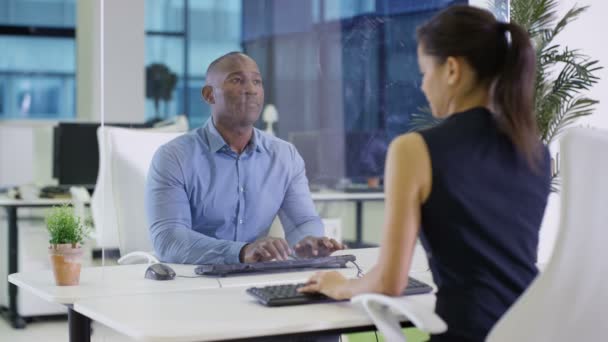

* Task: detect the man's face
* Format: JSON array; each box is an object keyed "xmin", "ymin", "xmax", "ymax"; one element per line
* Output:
[{"xmin": 205, "ymin": 56, "xmax": 265, "ymax": 128}]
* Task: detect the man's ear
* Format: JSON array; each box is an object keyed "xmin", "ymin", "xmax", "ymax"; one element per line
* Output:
[
  {"xmin": 445, "ymin": 56, "xmax": 461, "ymax": 86},
  {"xmin": 202, "ymin": 85, "xmax": 215, "ymax": 104}
]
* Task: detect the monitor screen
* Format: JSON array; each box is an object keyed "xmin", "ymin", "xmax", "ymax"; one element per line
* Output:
[{"xmin": 53, "ymin": 122, "xmax": 150, "ymax": 189}]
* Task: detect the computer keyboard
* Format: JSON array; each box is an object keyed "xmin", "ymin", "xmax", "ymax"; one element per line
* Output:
[
  {"xmin": 247, "ymin": 277, "xmax": 433, "ymax": 307},
  {"xmin": 194, "ymin": 255, "xmax": 356, "ymax": 277}
]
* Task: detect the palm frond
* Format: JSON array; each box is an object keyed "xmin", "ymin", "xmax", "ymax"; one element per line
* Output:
[
  {"xmin": 407, "ymin": 107, "xmax": 443, "ymax": 132},
  {"xmin": 544, "ymin": 97, "xmax": 598, "ymax": 143},
  {"xmin": 540, "ymin": 5, "xmax": 589, "ymax": 48},
  {"xmin": 485, "ymin": 0, "xmax": 509, "ymax": 21},
  {"xmin": 514, "ymin": 1, "xmax": 602, "ymax": 146},
  {"xmin": 511, "ymin": 0, "xmax": 557, "ymax": 34}
]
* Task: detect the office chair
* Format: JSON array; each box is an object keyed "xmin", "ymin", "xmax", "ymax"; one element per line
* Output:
[
  {"xmin": 91, "ymin": 125, "xmax": 184, "ymax": 264},
  {"xmin": 351, "ymin": 289, "xmax": 446, "ymax": 342},
  {"xmin": 485, "ymin": 127, "xmax": 608, "ymax": 341}
]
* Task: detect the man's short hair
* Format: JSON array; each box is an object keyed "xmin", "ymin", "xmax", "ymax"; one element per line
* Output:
[{"xmin": 205, "ymin": 51, "xmax": 246, "ymax": 78}]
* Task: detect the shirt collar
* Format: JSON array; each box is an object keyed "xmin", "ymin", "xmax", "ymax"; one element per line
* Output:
[{"xmin": 203, "ymin": 118, "xmax": 263, "ymax": 154}]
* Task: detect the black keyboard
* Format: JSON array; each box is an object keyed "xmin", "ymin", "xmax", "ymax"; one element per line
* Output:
[
  {"xmin": 195, "ymin": 255, "xmax": 356, "ymax": 277},
  {"xmin": 247, "ymin": 277, "xmax": 433, "ymax": 307}
]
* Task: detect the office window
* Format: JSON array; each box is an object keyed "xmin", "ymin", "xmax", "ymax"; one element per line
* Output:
[
  {"xmin": 239, "ymin": 0, "xmax": 465, "ymax": 184},
  {"xmin": 0, "ymin": 0, "xmax": 76, "ymax": 120},
  {"xmin": 0, "ymin": 0, "xmax": 76, "ymax": 28},
  {"xmin": 144, "ymin": 0, "xmax": 507, "ymax": 185},
  {"xmin": 0, "ymin": 81, "xmax": 4, "ymax": 115},
  {"xmin": 144, "ymin": 0, "xmax": 241, "ymax": 128}
]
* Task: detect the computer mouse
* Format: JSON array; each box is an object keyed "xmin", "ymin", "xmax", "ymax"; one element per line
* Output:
[{"xmin": 145, "ymin": 263, "xmax": 176, "ymax": 281}]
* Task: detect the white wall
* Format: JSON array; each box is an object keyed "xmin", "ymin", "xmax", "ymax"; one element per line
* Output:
[
  {"xmin": 537, "ymin": 0, "xmax": 608, "ymax": 263},
  {"xmin": 556, "ymin": 0, "xmax": 608, "ymax": 130},
  {"xmin": 77, "ymin": 0, "xmax": 145, "ymax": 123}
]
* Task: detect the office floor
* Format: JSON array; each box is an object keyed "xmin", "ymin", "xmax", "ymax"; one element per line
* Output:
[{"xmin": 0, "ymin": 316, "xmax": 67, "ymax": 342}]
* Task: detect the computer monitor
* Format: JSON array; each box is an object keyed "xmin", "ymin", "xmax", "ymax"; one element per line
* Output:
[{"xmin": 52, "ymin": 122, "xmax": 150, "ymax": 189}]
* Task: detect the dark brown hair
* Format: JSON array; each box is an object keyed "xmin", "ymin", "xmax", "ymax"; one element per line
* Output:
[{"xmin": 417, "ymin": 5, "xmax": 540, "ymax": 167}]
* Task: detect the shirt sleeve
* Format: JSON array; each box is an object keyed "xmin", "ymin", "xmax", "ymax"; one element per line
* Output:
[
  {"xmin": 279, "ymin": 145, "xmax": 325, "ymax": 247},
  {"xmin": 145, "ymin": 145, "xmax": 246, "ymax": 264}
]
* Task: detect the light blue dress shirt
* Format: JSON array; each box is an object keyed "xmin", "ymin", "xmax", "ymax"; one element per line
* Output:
[{"xmin": 145, "ymin": 119, "xmax": 324, "ymax": 264}]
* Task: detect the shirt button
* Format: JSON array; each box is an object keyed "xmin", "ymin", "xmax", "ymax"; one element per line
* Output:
[
  {"xmin": 239, "ymin": 186, "xmax": 245, "ymax": 193},
  {"xmin": 239, "ymin": 219, "xmax": 244, "ymax": 224}
]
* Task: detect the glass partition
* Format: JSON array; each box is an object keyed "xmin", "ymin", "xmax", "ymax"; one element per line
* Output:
[
  {"xmin": 133, "ymin": 0, "xmax": 479, "ymax": 252},
  {"xmin": 109, "ymin": 0, "xmax": 514, "ymax": 261}
]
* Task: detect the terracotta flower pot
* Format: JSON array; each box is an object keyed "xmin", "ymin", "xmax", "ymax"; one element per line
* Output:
[{"xmin": 49, "ymin": 244, "xmax": 83, "ymax": 286}]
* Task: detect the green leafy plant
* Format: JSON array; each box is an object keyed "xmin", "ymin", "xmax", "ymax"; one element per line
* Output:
[
  {"xmin": 46, "ymin": 205, "xmax": 91, "ymax": 247},
  {"xmin": 511, "ymin": 0, "xmax": 601, "ymax": 144}
]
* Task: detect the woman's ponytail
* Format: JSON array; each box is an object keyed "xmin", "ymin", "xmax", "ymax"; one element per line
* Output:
[{"xmin": 493, "ymin": 22, "xmax": 540, "ymax": 167}]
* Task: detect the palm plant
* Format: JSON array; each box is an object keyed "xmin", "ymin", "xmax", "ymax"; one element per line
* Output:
[
  {"xmin": 511, "ymin": 0, "xmax": 601, "ymax": 145},
  {"xmin": 409, "ymin": 0, "xmax": 602, "ymax": 191}
]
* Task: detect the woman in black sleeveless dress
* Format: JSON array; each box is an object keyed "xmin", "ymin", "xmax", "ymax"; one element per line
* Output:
[{"xmin": 300, "ymin": 5, "xmax": 551, "ymax": 341}]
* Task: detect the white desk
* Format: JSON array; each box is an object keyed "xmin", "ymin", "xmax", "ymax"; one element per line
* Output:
[
  {"xmin": 310, "ymin": 192, "xmax": 385, "ymax": 202},
  {"xmin": 75, "ymin": 286, "xmax": 436, "ymax": 342},
  {"xmin": 71, "ymin": 247, "xmax": 432, "ymax": 342},
  {"xmin": 8, "ymin": 263, "xmax": 219, "ymax": 341},
  {"xmin": 8, "ymin": 264, "xmax": 219, "ymax": 304},
  {"xmin": 10, "ymin": 247, "xmax": 433, "ymax": 342},
  {"xmin": 310, "ymin": 191, "xmax": 385, "ymax": 248},
  {"xmin": 0, "ymin": 195, "xmax": 85, "ymax": 328},
  {"xmin": 0, "ymin": 196, "xmax": 75, "ymax": 207}
]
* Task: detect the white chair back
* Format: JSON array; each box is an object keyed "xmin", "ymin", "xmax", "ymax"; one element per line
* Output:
[
  {"xmin": 487, "ymin": 127, "xmax": 608, "ymax": 341},
  {"xmin": 91, "ymin": 126, "xmax": 183, "ymax": 260}
]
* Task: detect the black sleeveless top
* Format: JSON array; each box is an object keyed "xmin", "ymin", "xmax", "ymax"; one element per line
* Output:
[{"xmin": 418, "ymin": 107, "xmax": 551, "ymax": 341}]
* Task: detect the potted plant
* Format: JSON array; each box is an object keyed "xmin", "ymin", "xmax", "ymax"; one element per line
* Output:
[{"xmin": 46, "ymin": 205, "xmax": 91, "ymax": 286}]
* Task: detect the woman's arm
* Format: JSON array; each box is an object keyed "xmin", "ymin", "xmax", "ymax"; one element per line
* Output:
[{"xmin": 299, "ymin": 132, "xmax": 432, "ymax": 299}]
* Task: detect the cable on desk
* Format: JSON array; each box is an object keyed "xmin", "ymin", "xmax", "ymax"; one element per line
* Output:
[
  {"xmin": 176, "ymin": 274, "xmax": 222, "ymax": 288},
  {"xmin": 350, "ymin": 260, "xmax": 365, "ymax": 278},
  {"xmin": 374, "ymin": 330, "xmax": 379, "ymax": 342}
]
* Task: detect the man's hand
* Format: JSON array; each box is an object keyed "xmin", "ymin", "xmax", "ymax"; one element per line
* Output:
[
  {"xmin": 240, "ymin": 237, "xmax": 292, "ymax": 263},
  {"xmin": 294, "ymin": 236, "xmax": 346, "ymax": 258}
]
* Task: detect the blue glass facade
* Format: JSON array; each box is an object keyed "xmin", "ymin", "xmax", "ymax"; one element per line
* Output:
[
  {"xmin": 1, "ymin": 0, "xmax": 507, "ymax": 185},
  {"xmin": 0, "ymin": 0, "xmax": 76, "ymax": 119}
]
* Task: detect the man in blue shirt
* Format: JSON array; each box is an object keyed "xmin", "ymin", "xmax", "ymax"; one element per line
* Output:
[{"xmin": 145, "ymin": 52, "xmax": 345, "ymax": 264}]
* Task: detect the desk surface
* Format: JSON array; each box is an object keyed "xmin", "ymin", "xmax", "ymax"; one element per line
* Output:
[
  {"xmin": 11, "ymin": 247, "xmax": 435, "ymax": 341},
  {"xmin": 310, "ymin": 192, "xmax": 384, "ymax": 201},
  {"xmin": 75, "ymin": 279, "xmax": 436, "ymax": 342},
  {"xmin": 0, "ymin": 195, "xmax": 75, "ymax": 207},
  {"xmin": 8, "ymin": 263, "xmax": 219, "ymax": 304},
  {"xmin": 1, "ymin": 192, "xmax": 382, "ymax": 206},
  {"xmin": 8, "ymin": 247, "xmax": 430, "ymax": 305}
]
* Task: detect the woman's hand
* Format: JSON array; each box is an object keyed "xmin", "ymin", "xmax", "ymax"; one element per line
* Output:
[{"xmin": 298, "ymin": 271, "xmax": 352, "ymax": 300}]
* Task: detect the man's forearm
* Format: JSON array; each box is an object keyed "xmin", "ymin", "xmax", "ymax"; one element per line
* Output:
[
  {"xmin": 151, "ymin": 226, "xmax": 247, "ymax": 264},
  {"xmin": 284, "ymin": 217, "xmax": 324, "ymax": 247}
]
